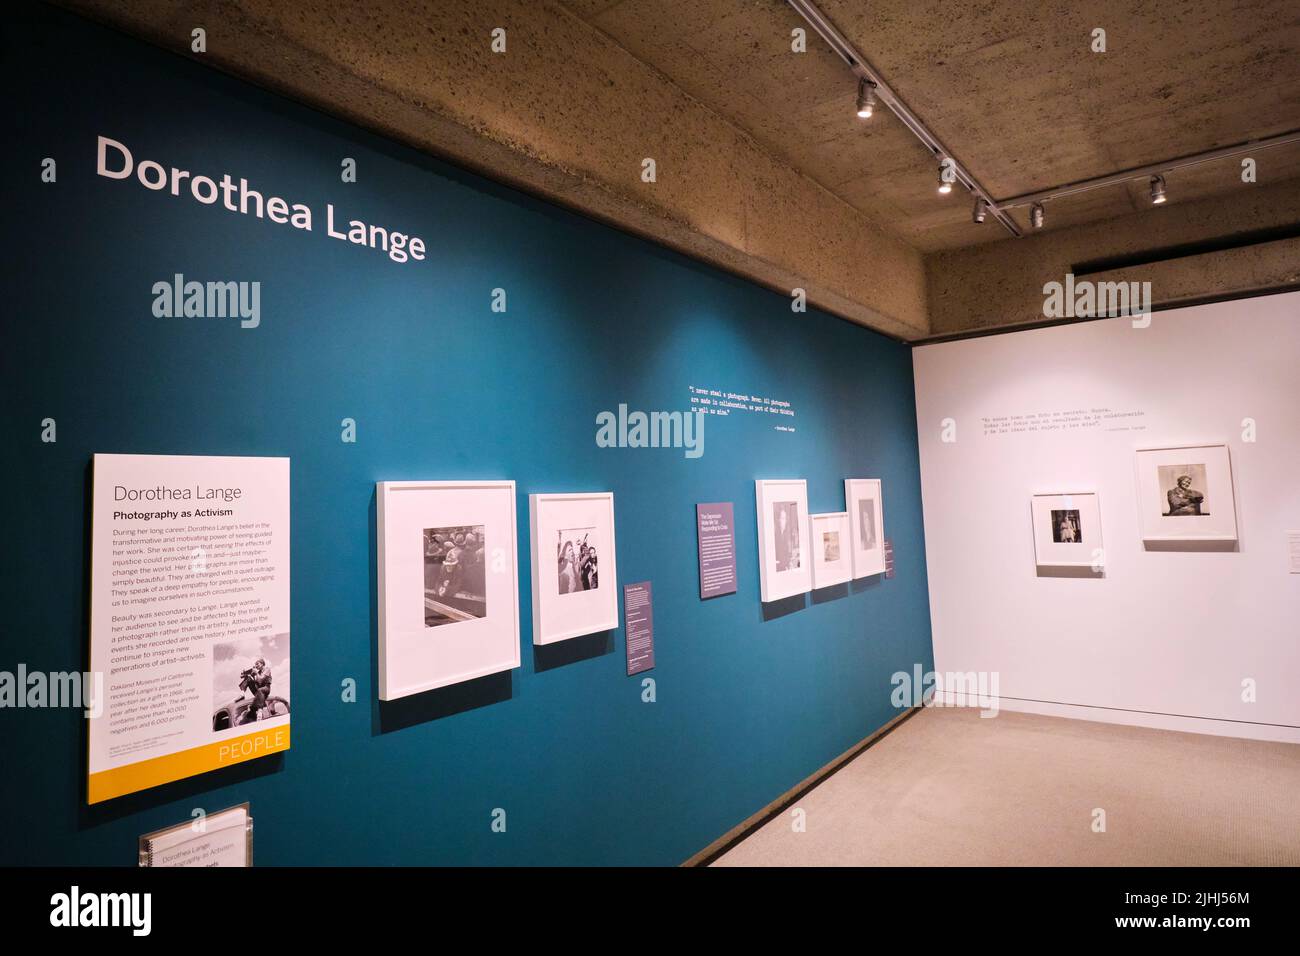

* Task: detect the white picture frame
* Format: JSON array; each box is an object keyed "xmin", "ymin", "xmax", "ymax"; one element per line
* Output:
[
  {"xmin": 810, "ymin": 511, "xmax": 853, "ymax": 588},
  {"xmin": 377, "ymin": 480, "xmax": 520, "ymax": 700},
  {"xmin": 1031, "ymin": 492, "xmax": 1103, "ymax": 570},
  {"xmin": 755, "ymin": 479, "xmax": 812, "ymax": 602},
  {"xmin": 844, "ymin": 478, "xmax": 886, "ymax": 578},
  {"xmin": 1135, "ymin": 443, "xmax": 1238, "ymax": 545},
  {"xmin": 529, "ymin": 492, "xmax": 619, "ymax": 644}
]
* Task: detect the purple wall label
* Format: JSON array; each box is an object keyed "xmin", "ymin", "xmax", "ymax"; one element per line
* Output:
[
  {"xmin": 696, "ymin": 502, "xmax": 737, "ymax": 599},
  {"xmin": 884, "ymin": 537, "xmax": 895, "ymax": 579},
  {"xmin": 624, "ymin": 581, "xmax": 655, "ymax": 675}
]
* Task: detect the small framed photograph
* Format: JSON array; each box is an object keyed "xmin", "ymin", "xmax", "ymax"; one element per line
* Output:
[
  {"xmin": 844, "ymin": 478, "xmax": 886, "ymax": 578},
  {"xmin": 1031, "ymin": 492, "xmax": 1103, "ymax": 570},
  {"xmin": 529, "ymin": 492, "xmax": 619, "ymax": 644},
  {"xmin": 810, "ymin": 512, "xmax": 853, "ymax": 588},
  {"xmin": 755, "ymin": 479, "xmax": 812, "ymax": 602},
  {"xmin": 377, "ymin": 480, "xmax": 520, "ymax": 700},
  {"xmin": 1135, "ymin": 444, "xmax": 1238, "ymax": 545}
]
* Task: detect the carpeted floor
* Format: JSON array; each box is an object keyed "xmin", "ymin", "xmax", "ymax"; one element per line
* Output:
[{"xmin": 713, "ymin": 707, "xmax": 1300, "ymax": 866}]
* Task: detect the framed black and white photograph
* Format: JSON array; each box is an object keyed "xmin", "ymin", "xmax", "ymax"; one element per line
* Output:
[
  {"xmin": 844, "ymin": 478, "xmax": 886, "ymax": 578},
  {"xmin": 1031, "ymin": 493, "xmax": 1103, "ymax": 570},
  {"xmin": 1135, "ymin": 444, "xmax": 1238, "ymax": 547},
  {"xmin": 529, "ymin": 492, "xmax": 619, "ymax": 645},
  {"xmin": 755, "ymin": 479, "xmax": 812, "ymax": 602},
  {"xmin": 377, "ymin": 480, "xmax": 520, "ymax": 700},
  {"xmin": 810, "ymin": 511, "xmax": 853, "ymax": 588}
]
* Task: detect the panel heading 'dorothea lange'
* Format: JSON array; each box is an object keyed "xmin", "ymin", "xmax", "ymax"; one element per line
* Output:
[{"xmin": 94, "ymin": 136, "xmax": 427, "ymax": 265}]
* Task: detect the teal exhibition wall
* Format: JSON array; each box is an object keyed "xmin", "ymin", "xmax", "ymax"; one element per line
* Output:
[{"xmin": 1, "ymin": 5, "xmax": 933, "ymax": 865}]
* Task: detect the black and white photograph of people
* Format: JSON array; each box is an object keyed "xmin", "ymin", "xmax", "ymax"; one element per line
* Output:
[
  {"xmin": 423, "ymin": 526, "xmax": 488, "ymax": 627},
  {"xmin": 773, "ymin": 501, "xmax": 801, "ymax": 572},
  {"xmin": 1160, "ymin": 464, "xmax": 1209, "ymax": 516},
  {"xmin": 558, "ymin": 528, "xmax": 599, "ymax": 594},
  {"xmin": 211, "ymin": 633, "xmax": 290, "ymax": 731},
  {"xmin": 1052, "ymin": 508, "xmax": 1082, "ymax": 544}
]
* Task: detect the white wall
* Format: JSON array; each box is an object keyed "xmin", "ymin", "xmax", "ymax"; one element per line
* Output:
[{"xmin": 913, "ymin": 291, "xmax": 1300, "ymax": 742}]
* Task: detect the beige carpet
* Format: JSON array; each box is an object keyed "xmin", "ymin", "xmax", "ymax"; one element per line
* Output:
[{"xmin": 713, "ymin": 707, "xmax": 1300, "ymax": 866}]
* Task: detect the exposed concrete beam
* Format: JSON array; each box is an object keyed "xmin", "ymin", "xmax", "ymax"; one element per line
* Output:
[
  {"xmin": 59, "ymin": 0, "xmax": 930, "ymax": 340},
  {"xmin": 926, "ymin": 180, "xmax": 1300, "ymax": 337}
]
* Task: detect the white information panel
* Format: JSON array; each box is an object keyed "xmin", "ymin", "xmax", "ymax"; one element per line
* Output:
[{"xmin": 88, "ymin": 454, "xmax": 290, "ymax": 803}]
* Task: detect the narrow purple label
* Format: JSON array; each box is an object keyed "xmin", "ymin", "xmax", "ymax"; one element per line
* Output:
[
  {"xmin": 624, "ymin": 581, "xmax": 654, "ymax": 675},
  {"xmin": 696, "ymin": 502, "xmax": 737, "ymax": 599},
  {"xmin": 884, "ymin": 537, "xmax": 895, "ymax": 579}
]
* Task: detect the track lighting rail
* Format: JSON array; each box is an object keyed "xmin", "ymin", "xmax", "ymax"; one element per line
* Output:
[{"xmin": 787, "ymin": 0, "xmax": 1300, "ymax": 238}]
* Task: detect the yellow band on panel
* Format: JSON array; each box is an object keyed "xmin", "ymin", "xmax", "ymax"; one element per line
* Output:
[{"xmin": 88, "ymin": 726, "xmax": 290, "ymax": 804}]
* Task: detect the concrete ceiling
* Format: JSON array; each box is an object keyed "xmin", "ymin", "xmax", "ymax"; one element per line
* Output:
[
  {"xmin": 564, "ymin": 0, "xmax": 1300, "ymax": 252},
  {"xmin": 54, "ymin": 0, "xmax": 1300, "ymax": 338}
]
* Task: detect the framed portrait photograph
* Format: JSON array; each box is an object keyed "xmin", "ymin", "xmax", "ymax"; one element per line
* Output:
[
  {"xmin": 529, "ymin": 492, "xmax": 619, "ymax": 645},
  {"xmin": 377, "ymin": 480, "xmax": 520, "ymax": 700},
  {"xmin": 755, "ymin": 479, "xmax": 812, "ymax": 602},
  {"xmin": 844, "ymin": 478, "xmax": 886, "ymax": 578},
  {"xmin": 810, "ymin": 511, "xmax": 853, "ymax": 588},
  {"xmin": 1135, "ymin": 444, "xmax": 1238, "ymax": 546},
  {"xmin": 1030, "ymin": 492, "xmax": 1103, "ymax": 570}
]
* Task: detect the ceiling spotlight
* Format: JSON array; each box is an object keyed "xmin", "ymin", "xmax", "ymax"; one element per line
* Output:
[
  {"xmin": 972, "ymin": 198, "xmax": 987, "ymax": 224},
  {"xmin": 855, "ymin": 79, "xmax": 877, "ymax": 119},
  {"xmin": 1030, "ymin": 202, "xmax": 1045, "ymax": 229},
  {"xmin": 1149, "ymin": 174, "xmax": 1167, "ymax": 204},
  {"xmin": 937, "ymin": 164, "xmax": 953, "ymax": 195}
]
